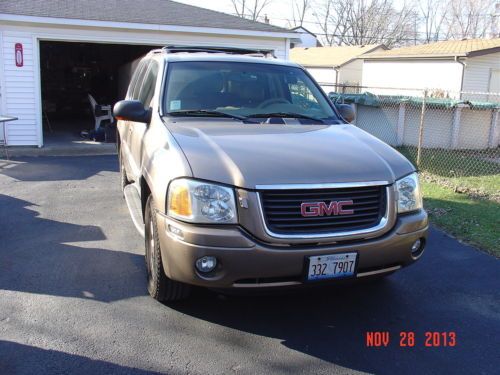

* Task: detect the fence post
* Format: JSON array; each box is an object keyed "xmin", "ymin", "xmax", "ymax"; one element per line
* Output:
[
  {"xmin": 451, "ymin": 104, "xmax": 466, "ymax": 149},
  {"xmin": 416, "ymin": 90, "xmax": 427, "ymax": 168},
  {"xmin": 397, "ymin": 102, "xmax": 406, "ymax": 146},
  {"xmin": 488, "ymin": 109, "xmax": 500, "ymax": 148}
]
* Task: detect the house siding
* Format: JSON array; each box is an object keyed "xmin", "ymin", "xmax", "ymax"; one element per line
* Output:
[
  {"xmin": 306, "ymin": 67, "xmax": 338, "ymax": 92},
  {"xmin": 337, "ymin": 59, "xmax": 364, "ymax": 86},
  {"xmin": 1, "ymin": 31, "xmax": 39, "ymax": 145},
  {"xmin": 0, "ymin": 22, "xmax": 288, "ymax": 146},
  {"xmin": 461, "ymin": 52, "xmax": 500, "ymax": 101},
  {"xmin": 362, "ymin": 59, "xmax": 463, "ymax": 97}
]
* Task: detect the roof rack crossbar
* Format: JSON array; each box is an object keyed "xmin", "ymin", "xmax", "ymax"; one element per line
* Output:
[{"xmin": 161, "ymin": 45, "xmax": 276, "ymax": 58}]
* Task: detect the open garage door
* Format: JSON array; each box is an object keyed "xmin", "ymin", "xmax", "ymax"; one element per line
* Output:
[{"xmin": 39, "ymin": 41, "xmax": 160, "ymax": 144}]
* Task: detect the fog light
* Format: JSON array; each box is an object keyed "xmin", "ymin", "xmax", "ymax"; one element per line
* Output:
[
  {"xmin": 411, "ymin": 239, "xmax": 422, "ymax": 254},
  {"xmin": 195, "ymin": 256, "xmax": 217, "ymax": 273}
]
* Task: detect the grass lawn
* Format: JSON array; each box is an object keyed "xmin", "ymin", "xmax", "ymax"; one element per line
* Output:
[{"xmin": 422, "ymin": 181, "xmax": 500, "ymax": 256}]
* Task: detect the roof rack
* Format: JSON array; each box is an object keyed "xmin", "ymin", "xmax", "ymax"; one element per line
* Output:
[{"xmin": 161, "ymin": 45, "xmax": 276, "ymax": 58}]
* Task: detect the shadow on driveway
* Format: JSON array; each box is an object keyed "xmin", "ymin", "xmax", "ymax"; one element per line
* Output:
[
  {"xmin": 0, "ymin": 155, "xmax": 117, "ymax": 182},
  {"xmin": 0, "ymin": 194, "xmax": 146, "ymax": 302},
  {"xmin": 0, "ymin": 340, "xmax": 160, "ymax": 375}
]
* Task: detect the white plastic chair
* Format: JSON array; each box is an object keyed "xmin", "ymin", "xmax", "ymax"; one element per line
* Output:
[{"xmin": 88, "ymin": 94, "xmax": 113, "ymax": 131}]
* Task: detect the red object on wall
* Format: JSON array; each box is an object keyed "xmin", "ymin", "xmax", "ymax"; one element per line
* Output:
[{"xmin": 15, "ymin": 43, "xmax": 23, "ymax": 67}]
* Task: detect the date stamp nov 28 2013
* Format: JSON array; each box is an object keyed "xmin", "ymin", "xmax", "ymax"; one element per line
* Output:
[{"xmin": 366, "ymin": 331, "xmax": 457, "ymax": 347}]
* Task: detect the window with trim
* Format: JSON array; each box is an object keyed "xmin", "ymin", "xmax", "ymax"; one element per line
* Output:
[
  {"xmin": 127, "ymin": 59, "xmax": 148, "ymax": 100},
  {"xmin": 138, "ymin": 61, "xmax": 159, "ymax": 108}
]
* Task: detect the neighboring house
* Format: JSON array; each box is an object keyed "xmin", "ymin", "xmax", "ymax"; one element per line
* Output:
[
  {"xmin": 290, "ymin": 26, "xmax": 322, "ymax": 48},
  {"xmin": 0, "ymin": 0, "xmax": 297, "ymax": 147},
  {"xmin": 290, "ymin": 44, "xmax": 386, "ymax": 93},
  {"xmin": 361, "ymin": 38, "xmax": 500, "ymax": 100}
]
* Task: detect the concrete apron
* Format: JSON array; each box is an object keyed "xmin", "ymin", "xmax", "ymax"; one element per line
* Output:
[{"xmin": 1, "ymin": 142, "xmax": 116, "ymax": 158}]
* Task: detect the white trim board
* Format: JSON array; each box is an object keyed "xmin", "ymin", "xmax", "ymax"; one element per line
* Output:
[{"xmin": 0, "ymin": 14, "xmax": 299, "ymax": 40}]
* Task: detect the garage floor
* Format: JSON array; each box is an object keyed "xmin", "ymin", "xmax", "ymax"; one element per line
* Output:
[{"xmin": 0, "ymin": 155, "xmax": 499, "ymax": 374}]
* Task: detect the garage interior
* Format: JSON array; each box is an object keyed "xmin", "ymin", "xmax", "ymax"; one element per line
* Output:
[{"xmin": 39, "ymin": 41, "xmax": 159, "ymax": 144}]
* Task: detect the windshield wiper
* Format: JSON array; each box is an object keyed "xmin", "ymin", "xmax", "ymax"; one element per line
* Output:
[
  {"xmin": 167, "ymin": 109, "xmax": 255, "ymax": 123},
  {"xmin": 246, "ymin": 112, "xmax": 325, "ymax": 123}
]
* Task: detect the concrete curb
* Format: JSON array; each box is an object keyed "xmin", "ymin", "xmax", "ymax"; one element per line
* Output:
[{"xmin": 2, "ymin": 144, "xmax": 117, "ymax": 158}]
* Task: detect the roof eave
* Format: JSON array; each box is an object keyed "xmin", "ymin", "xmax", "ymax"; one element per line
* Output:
[
  {"xmin": 466, "ymin": 46, "xmax": 500, "ymax": 57},
  {"xmin": 298, "ymin": 64, "xmax": 339, "ymax": 68},
  {"xmin": 0, "ymin": 13, "xmax": 298, "ymax": 39},
  {"xmin": 337, "ymin": 44, "xmax": 387, "ymax": 67},
  {"xmin": 362, "ymin": 53, "xmax": 467, "ymax": 60}
]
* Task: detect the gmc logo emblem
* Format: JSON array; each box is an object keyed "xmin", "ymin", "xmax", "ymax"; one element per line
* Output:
[{"xmin": 301, "ymin": 200, "xmax": 354, "ymax": 217}]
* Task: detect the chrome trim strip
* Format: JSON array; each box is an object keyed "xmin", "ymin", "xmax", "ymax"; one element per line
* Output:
[
  {"xmin": 233, "ymin": 281, "xmax": 302, "ymax": 288},
  {"xmin": 356, "ymin": 265, "xmax": 401, "ymax": 277},
  {"xmin": 255, "ymin": 181, "xmax": 390, "ymax": 190},
  {"xmin": 256, "ymin": 185, "xmax": 392, "ymax": 240}
]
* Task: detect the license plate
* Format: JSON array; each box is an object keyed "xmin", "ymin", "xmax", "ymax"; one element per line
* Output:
[{"xmin": 307, "ymin": 252, "xmax": 358, "ymax": 281}]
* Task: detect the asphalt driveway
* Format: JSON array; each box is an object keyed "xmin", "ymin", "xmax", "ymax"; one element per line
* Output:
[{"xmin": 0, "ymin": 155, "xmax": 498, "ymax": 375}]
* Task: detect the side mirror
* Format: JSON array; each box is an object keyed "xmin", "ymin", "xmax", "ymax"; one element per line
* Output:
[
  {"xmin": 337, "ymin": 104, "xmax": 355, "ymax": 123},
  {"xmin": 113, "ymin": 100, "xmax": 151, "ymax": 123}
]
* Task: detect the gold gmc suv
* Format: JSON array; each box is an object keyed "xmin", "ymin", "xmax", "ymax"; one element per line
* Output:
[{"xmin": 114, "ymin": 46, "xmax": 428, "ymax": 301}]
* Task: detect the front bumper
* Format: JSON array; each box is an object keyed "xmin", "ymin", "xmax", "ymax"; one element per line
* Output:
[{"xmin": 156, "ymin": 210, "xmax": 428, "ymax": 288}]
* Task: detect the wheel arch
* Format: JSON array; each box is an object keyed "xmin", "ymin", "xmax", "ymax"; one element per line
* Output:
[{"xmin": 140, "ymin": 176, "xmax": 151, "ymax": 222}]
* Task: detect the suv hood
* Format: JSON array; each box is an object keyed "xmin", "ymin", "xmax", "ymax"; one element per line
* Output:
[{"xmin": 167, "ymin": 121, "xmax": 415, "ymax": 189}]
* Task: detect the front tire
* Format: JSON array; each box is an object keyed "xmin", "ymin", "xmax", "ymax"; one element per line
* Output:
[{"xmin": 144, "ymin": 195, "xmax": 191, "ymax": 302}]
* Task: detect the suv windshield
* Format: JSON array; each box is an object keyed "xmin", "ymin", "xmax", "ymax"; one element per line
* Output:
[{"xmin": 164, "ymin": 61, "xmax": 339, "ymax": 123}]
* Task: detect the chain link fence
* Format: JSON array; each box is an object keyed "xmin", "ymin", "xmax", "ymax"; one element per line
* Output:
[{"xmin": 323, "ymin": 85, "xmax": 500, "ymax": 201}]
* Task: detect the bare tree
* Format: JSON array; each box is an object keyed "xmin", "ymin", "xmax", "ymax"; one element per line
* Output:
[
  {"xmin": 419, "ymin": 0, "xmax": 449, "ymax": 42},
  {"xmin": 314, "ymin": 0, "xmax": 349, "ymax": 46},
  {"xmin": 445, "ymin": 0, "xmax": 497, "ymax": 39},
  {"xmin": 230, "ymin": 0, "xmax": 273, "ymax": 21},
  {"xmin": 290, "ymin": 0, "xmax": 312, "ymax": 27},
  {"xmin": 314, "ymin": 0, "xmax": 417, "ymax": 47}
]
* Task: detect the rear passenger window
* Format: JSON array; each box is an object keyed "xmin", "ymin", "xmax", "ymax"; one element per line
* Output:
[
  {"xmin": 127, "ymin": 59, "xmax": 148, "ymax": 100},
  {"xmin": 131, "ymin": 60, "xmax": 150, "ymax": 100},
  {"xmin": 138, "ymin": 61, "xmax": 159, "ymax": 108}
]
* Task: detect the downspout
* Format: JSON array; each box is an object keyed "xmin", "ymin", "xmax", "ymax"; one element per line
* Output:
[
  {"xmin": 455, "ymin": 56, "xmax": 466, "ymax": 100},
  {"xmin": 334, "ymin": 66, "xmax": 340, "ymax": 93}
]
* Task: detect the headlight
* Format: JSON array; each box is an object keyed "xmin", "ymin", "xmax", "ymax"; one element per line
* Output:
[
  {"xmin": 396, "ymin": 172, "xmax": 423, "ymax": 213},
  {"xmin": 167, "ymin": 179, "xmax": 237, "ymax": 223}
]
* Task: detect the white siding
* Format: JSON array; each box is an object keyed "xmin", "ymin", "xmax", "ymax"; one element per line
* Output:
[
  {"xmin": 307, "ymin": 67, "xmax": 336, "ymax": 84},
  {"xmin": 306, "ymin": 67, "xmax": 337, "ymax": 93},
  {"xmin": 337, "ymin": 59, "xmax": 363, "ymax": 86},
  {"xmin": 0, "ymin": 22, "xmax": 288, "ymax": 146},
  {"xmin": 1, "ymin": 31, "xmax": 39, "ymax": 145},
  {"xmin": 0, "ymin": 31, "xmax": 3, "ymax": 142},
  {"xmin": 462, "ymin": 52, "xmax": 500, "ymax": 101},
  {"xmin": 362, "ymin": 59, "xmax": 463, "ymax": 97}
]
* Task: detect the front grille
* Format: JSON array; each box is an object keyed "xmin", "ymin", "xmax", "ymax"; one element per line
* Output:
[{"xmin": 260, "ymin": 185, "xmax": 387, "ymax": 235}]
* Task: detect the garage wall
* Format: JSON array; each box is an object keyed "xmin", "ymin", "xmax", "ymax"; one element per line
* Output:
[
  {"xmin": 362, "ymin": 59, "xmax": 463, "ymax": 97},
  {"xmin": 337, "ymin": 59, "xmax": 363, "ymax": 86},
  {"xmin": 461, "ymin": 52, "xmax": 500, "ymax": 101},
  {"xmin": 306, "ymin": 67, "xmax": 337, "ymax": 93},
  {"xmin": 0, "ymin": 22, "xmax": 289, "ymax": 146},
  {"xmin": 0, "ymin": 31, "xmax": 40, "ymax": 145}
]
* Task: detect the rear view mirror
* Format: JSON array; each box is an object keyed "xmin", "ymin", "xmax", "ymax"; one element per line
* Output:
[
  {"xmin": 114, "ymin": 100, "xmax": 151, "ymax": 123},
  {"xmin": 337, "ymin": 104, "xmax": 355, "ymax": 123}
]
